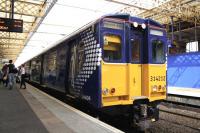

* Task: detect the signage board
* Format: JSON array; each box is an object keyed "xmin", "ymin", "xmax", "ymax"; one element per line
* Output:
[{"xmin": 0, "ymin": 17, "xmax": 23, "ymax": 33}]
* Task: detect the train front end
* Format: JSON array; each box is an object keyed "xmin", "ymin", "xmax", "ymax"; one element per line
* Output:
[{"xmin": 100, "ymin": 15, "xmax": 167, "ymax": 127}]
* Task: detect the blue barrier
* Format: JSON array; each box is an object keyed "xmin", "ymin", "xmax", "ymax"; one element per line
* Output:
[{"xmin": 167, "ymin": 52, "xmax": 200, "ymax": 89}]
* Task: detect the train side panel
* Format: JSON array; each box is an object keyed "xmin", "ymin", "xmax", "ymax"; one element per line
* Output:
[
  {"xmin": 67, "ymin": 24, "xmax": 102, "ymax": 108},
  {"xmin": 42, "ymin": 44, "xmax": 69, "ymax": 93}
]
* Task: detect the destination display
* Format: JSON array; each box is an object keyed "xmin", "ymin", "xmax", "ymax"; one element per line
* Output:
[
  {"xmin": 103, "ymin": 21, "xmax": 124, "ymax": 30},
  {"xmin": 0, "ymin": 17, "xmax": 23, "ymax": 33}
]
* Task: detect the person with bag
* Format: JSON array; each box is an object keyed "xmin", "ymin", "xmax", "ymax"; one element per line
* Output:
[
  {"xmin": 7, "ymin": 60, "xmax": 16, "ymax": 90},
  {"xmin": 20, "ymin": 64, "xmax": 26, "ymax": 89},
  {"xmin": 2, "ymin": 63, "xmax": 8, "ymax": 87}
]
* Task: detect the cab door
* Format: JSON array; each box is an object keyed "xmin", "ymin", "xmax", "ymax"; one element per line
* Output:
[
  {"xmin": 101, "ymin": 20, "xmax": 130, "ymax": 106},
  {"xmin": 128, "ymin": 31, "xmax": 143, "ymax": 100}
]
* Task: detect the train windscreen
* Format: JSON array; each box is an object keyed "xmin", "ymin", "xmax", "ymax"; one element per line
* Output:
[
  {"xmin": 130, "ymin": 37, "xmax": 141, "ymax": 63},
  {"xmin": 103, "ymin": 34, "xmax": 122, "ymax": 62},
  {"xmin": 152, "ymin": 40, "xmax": 165, "ymax": 63}
]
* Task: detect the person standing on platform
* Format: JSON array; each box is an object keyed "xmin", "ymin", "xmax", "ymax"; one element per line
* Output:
[
  {"xmin": 7, "ymin": 60, "xmax": 16, "ymax": 90},
  {"xmin": 0, "ymin": 70, "xmax": 3, "ymax": 85},
  {"xmin": 20, "ymin": 64, "xmax": 26, "ymax": 89},
  {"xmin": 16, "ymin": 66, "xmax": 21, "ymax": 84},
  {"xmin": 2, "ymin": 63, "xmax": 8, "ymax": 87}
]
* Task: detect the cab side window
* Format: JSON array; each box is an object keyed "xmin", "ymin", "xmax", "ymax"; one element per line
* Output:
[
  {"xmin": 103, "ymin": 34, "xmax": 122, "ymax": 62},
  {"xmin": 131, "ymin": 38, "xmax": 141, "ymax": 62},
  {"xmin": 152, "ymin": 40, "xmax": 165, "ymax": 63}
]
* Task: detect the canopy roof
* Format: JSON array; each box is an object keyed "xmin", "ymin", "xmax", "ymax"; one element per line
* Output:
[{"xmin": 0, "ymin": 0, "xmax": 199, "ymax": 66}]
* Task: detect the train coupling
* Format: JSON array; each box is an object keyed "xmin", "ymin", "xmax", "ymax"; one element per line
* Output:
[{"xmin": 131, "ymin": 103, "xmax": 159, "ymax": 130}]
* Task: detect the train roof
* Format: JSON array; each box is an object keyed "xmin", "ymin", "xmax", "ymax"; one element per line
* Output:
[
  {"xmin": 26, "ymin": 14, "xmax": 164, "ymax": 61},
  {"xmin": 103, "ymin": 14, "xmax": 164, "ymax": 28}
]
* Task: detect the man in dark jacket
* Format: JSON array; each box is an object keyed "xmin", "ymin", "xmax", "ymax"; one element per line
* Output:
[{"xmin": 7, "ymin": 60, "xmax": 16, "ymax": 90}]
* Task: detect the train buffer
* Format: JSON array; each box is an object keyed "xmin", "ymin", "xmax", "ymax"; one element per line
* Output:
[{"xmin": 0, "ymin": 84, "xmax": 123, "ymax": 133}]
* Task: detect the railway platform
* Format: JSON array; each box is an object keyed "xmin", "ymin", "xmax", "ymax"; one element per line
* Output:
[{"xmin": 0, "ymin": 83, "xmax": 123, "ymax": 133}]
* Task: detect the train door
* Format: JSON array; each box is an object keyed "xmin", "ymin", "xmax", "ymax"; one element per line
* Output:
[
  {"xmin": 67, "ymin": 40, "xmax": 85, "ymax": 97},
  {"xmin": 128, "ymin": 31, "xmax": 143, "ymax": 100}
]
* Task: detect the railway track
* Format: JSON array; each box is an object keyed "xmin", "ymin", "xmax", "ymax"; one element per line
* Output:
[
  {"xmin": 154, "ymin": 102, "xmax": 200, "ymax": 133},
  {"xmin": 159, "ymin": 110, "xmax": 200, "ymax": 131},
  {"xmin": 159, "ymin": 108, "xmax": 200, "ymax": 121}
]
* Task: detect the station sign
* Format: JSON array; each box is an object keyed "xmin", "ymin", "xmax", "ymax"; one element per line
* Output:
[{"xmin": 0, "ymin": 17, "xmax": 23, "ymax": 33}]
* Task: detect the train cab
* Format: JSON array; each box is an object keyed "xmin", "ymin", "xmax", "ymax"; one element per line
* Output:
[
  {"xmin": 100, "ymin": 15, "xmax": 167, "ymax": 127},
  {"xmin": 101, "ymin": 16, "xmax": 167, "ymax": 105}
]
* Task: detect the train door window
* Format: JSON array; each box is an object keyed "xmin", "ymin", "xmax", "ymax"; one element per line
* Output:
[
  {"xmin": 68, "ymin": 45, "xmax": 76, "ymax": 88},
  {"xmin": 152, "ymin": 40, "xmax": 165, "ymax": 63},
  {"xmin": 131, "ymin": 38, "xmax": 141, "ymax": 62},
  {"xmin": 77, "ymin": 41, "xmax": 85, "ymax": 73},
  {"xmin": 31, "ymin": 57, "xmax": 41, "ymax": 83},
  {"xmin": 103, "ymin": 34, "xmax": 122, "ymax": 62},
  {"xmin": 69, "ymin": 41, "xmax": 85, "ymax": 88}
]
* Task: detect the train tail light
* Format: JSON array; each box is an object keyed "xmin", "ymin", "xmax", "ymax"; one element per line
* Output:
[{"xmin": 110, "ymin": 88, "xmax": 115, "ymax": 94}]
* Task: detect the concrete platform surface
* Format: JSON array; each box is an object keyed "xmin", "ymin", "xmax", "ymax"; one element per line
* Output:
[
  {"xmin": 20, "ymin": 84, "xmax": 124, "ymax": 133},
  {"xmin": 0, "ymin": 84, "xmax": 48, "ymax": 133}
]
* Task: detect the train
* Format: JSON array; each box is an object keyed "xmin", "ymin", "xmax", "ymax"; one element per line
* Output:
[{"xmin": 24, "ymin": 14, "xmax": 167, "ymax": 129}]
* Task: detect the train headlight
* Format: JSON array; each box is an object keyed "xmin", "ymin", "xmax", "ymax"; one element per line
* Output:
[
  {"xmin": 103, "ymin": 88, "xmax": 109, "ymax": 95},
  {"xmin": 152, "ymin": 85, "xmax": 158, "ymax": 92},
  {"xmin": 141, "ymin": 23, "xmax": 146, "ymax": 29},
  {"xmin": 133, "ymin": 22, "xmax": 138, "ymax": 27}
]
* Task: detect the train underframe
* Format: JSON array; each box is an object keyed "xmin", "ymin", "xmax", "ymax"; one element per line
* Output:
[
  {"xmin": 130, "ymin": 99, "xmax": 160, "ymax": 130},
  {"xmin": 101, "ymin": 99, "xmax": 161, "ymax": 130}
]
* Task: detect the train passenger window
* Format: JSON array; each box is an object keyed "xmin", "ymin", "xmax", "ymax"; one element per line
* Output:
[
  {"xmin": 30, "ymin": 58, "xmax": 41, "ymax": 83},
  {"xmin": 103, "ymin": 34, "xmax": 122, "ymax": 61},
  {"xmin": 131, "ymin": 38, "xmax": 141, "ymax": 62},
  {"xmin": 152, "ymin": 40, "xmax": 165, "ymax": 63}
]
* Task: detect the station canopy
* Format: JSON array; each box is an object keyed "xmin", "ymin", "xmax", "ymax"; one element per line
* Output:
[{"xmin": 0, "ymin": 0, "xmax": 199, "ymax": 66}]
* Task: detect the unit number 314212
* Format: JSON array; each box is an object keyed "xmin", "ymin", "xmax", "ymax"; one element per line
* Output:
[{"xmin": 150, "ymin": 76, "xmax": 166, "ymax": 81}]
